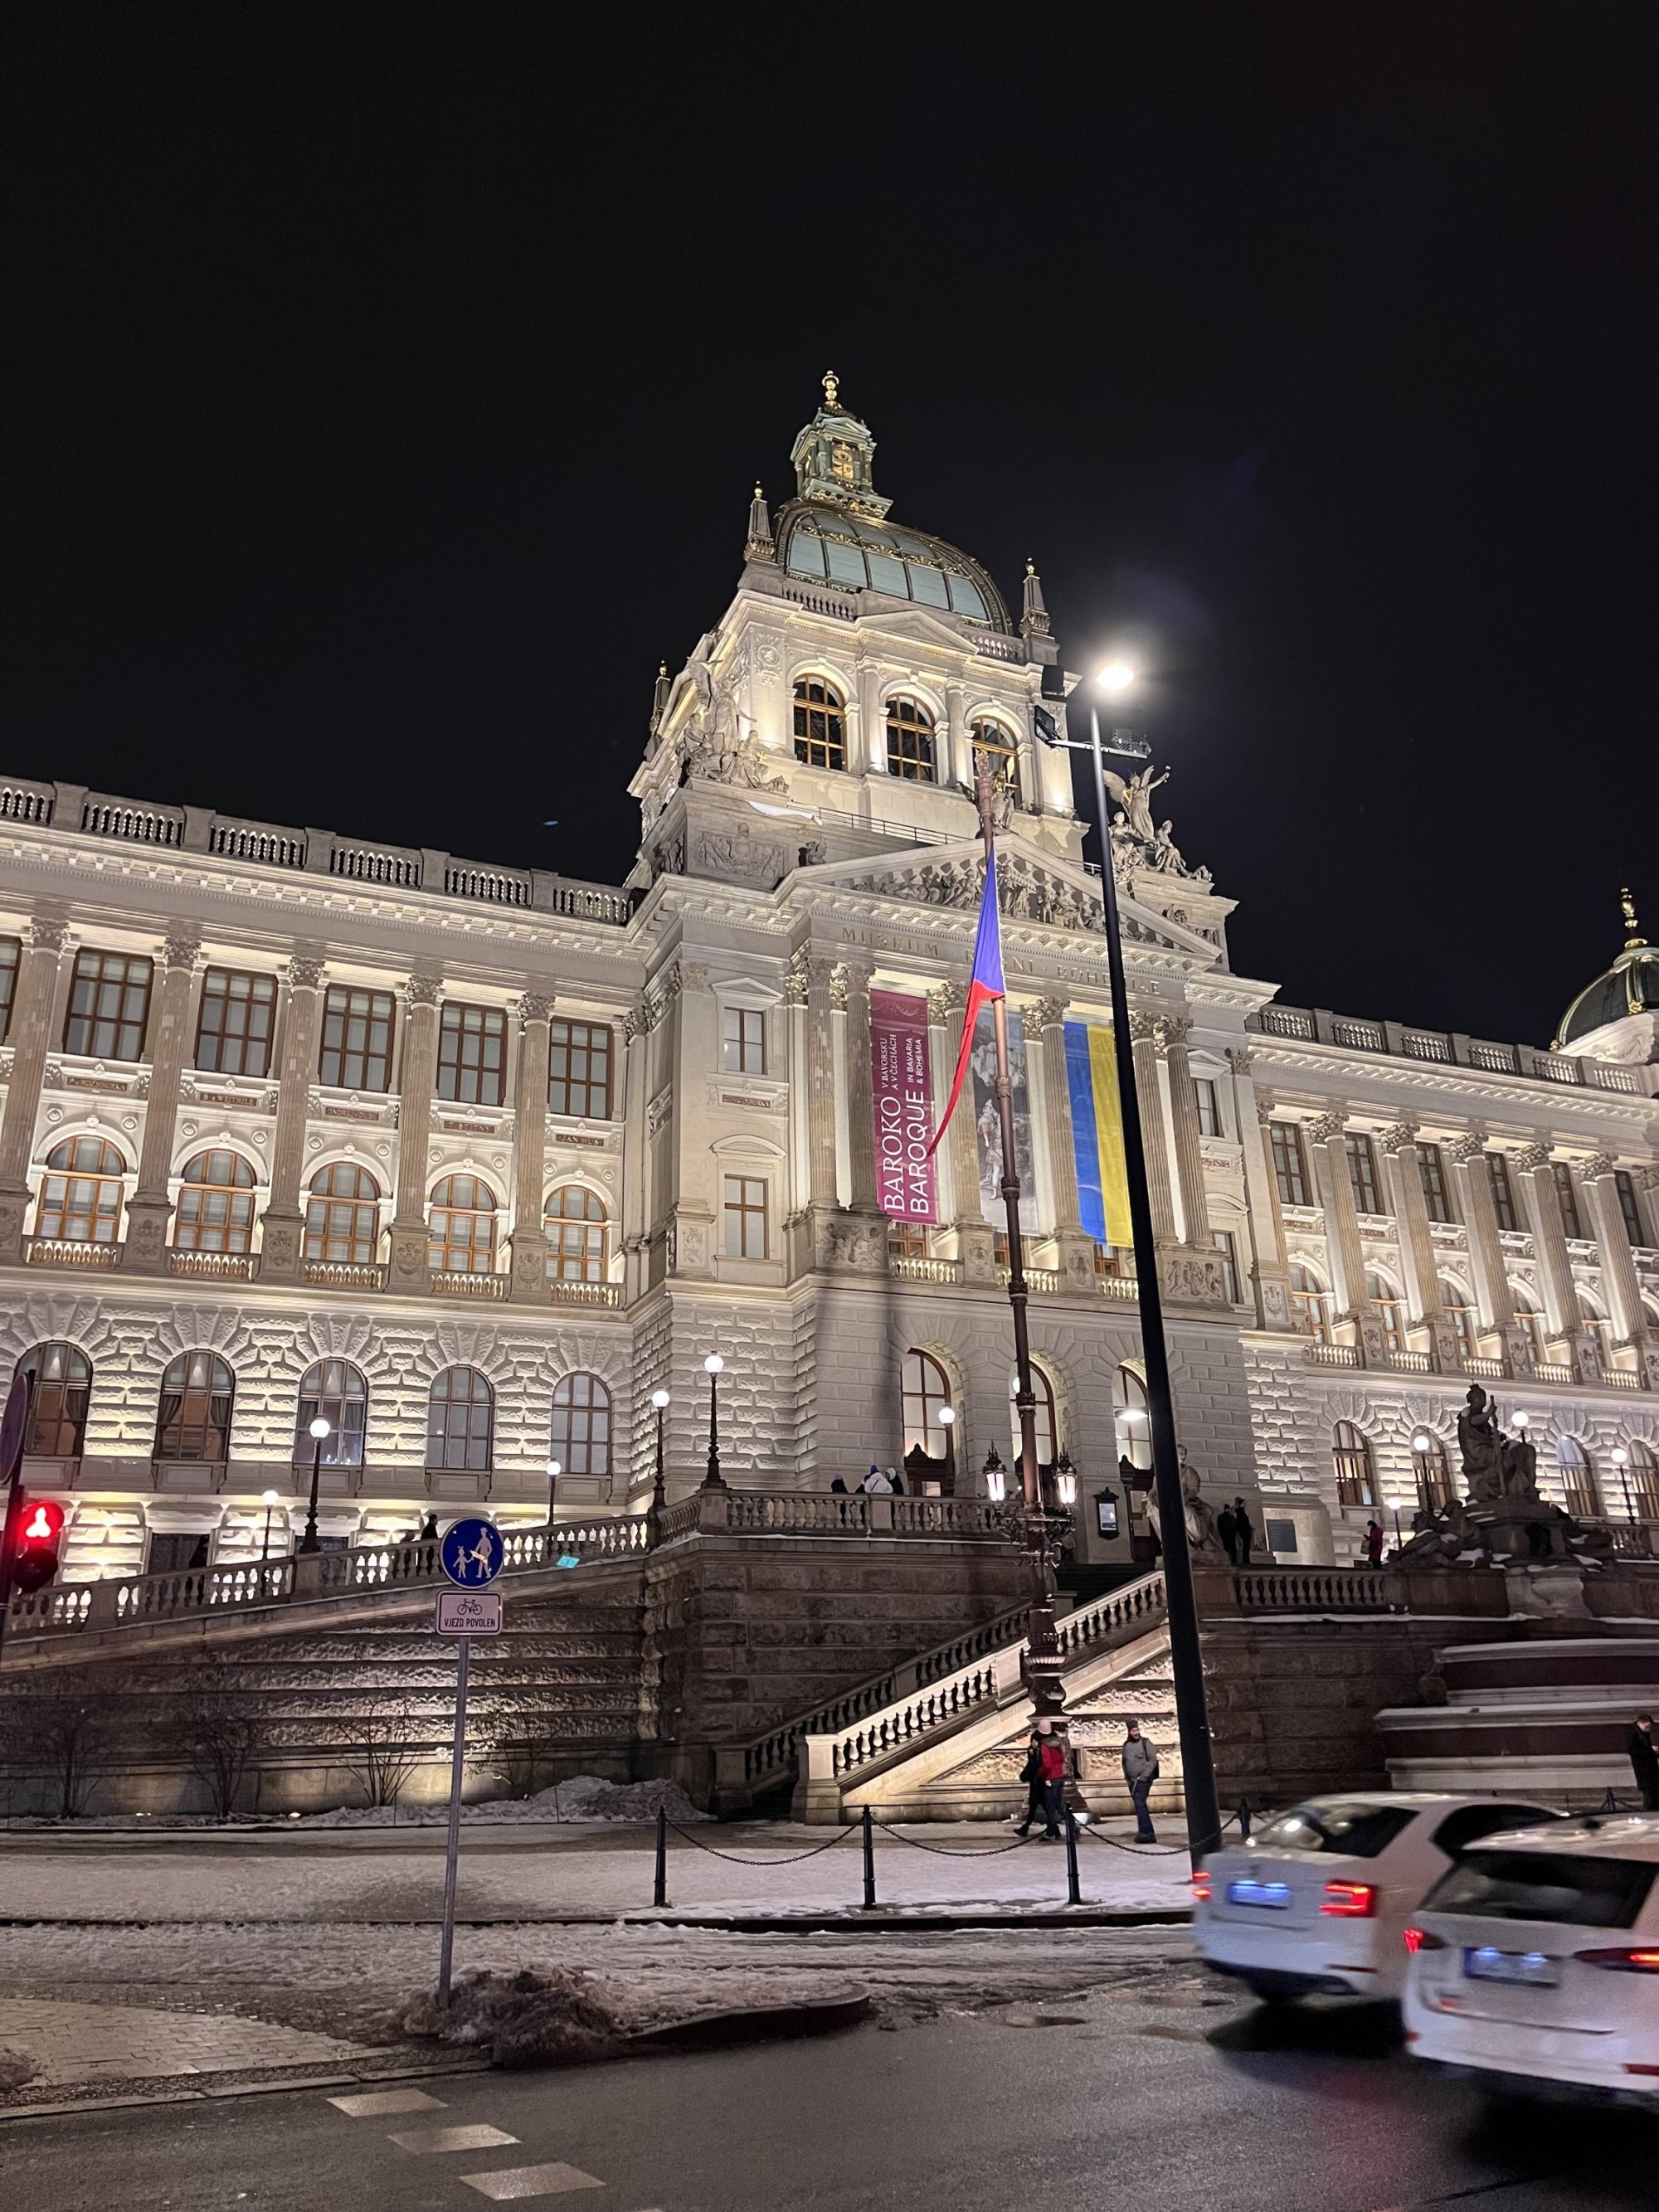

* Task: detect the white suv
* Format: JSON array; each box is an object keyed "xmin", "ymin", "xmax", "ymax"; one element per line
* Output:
[
  {"xmin": 1194, "ymin": 1793, "xmax": 1556, "ymax": 2002},
  {"xmin": 1404, "ymin": 1813, "xmax": 1659, "ymax": 2099}
]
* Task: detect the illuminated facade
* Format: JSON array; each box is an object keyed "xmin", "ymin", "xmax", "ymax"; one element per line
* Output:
[{"xmin": 2, "ymin": 380, "xmax": 1656, "ymax": 1583}]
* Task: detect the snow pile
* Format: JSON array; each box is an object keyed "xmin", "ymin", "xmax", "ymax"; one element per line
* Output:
[
  {"xmin": 391, "ymin": 1967, "xmax": 630, "ymax": 2066},
  {"xmin": 0, "ymin": 2048, "xmax": 37, "ymax": 2093},
  {"xmin": 294, "ymin": 1772, "xmax": 710, "ymax": 1828}
]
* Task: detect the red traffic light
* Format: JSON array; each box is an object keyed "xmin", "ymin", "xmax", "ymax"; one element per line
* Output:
[{"xmin": 10, "ymin": 1496, "xmax": 66, "ymax": 1593}]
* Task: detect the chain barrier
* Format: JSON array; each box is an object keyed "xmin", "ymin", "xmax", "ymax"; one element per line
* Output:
[
  {"xmin": 663, "ymin": 1816, "xmax": 854, "ymax": 1866},
  {"xmin": 872, "ymin": 1821, "xmax": 1046, "ymax": 1859}
]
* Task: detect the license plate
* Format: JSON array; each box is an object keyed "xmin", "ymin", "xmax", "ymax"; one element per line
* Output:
[
  {"xmin": 1228, "ymin": 1879, "xmax": 1292, "ymax": 1910},
  {"xmin": 1463, "ymin": 1946, "xmax": 1561, "ymax": 1987}
]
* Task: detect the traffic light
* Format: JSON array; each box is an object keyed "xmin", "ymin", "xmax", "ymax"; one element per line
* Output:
[{"xmin": 10, "ymin": 1499, "xmax": 65, "ymax": 1593}]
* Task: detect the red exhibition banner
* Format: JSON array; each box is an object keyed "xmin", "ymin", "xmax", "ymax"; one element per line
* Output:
[{"xmin": 870, "ymin": 988, "xmax": 937, "ymax": 1225}]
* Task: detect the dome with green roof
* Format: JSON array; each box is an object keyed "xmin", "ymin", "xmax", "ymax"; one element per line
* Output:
[{"xmin": 1554, "ymin": 889, "xmax": 1659, "ymax": 1057}]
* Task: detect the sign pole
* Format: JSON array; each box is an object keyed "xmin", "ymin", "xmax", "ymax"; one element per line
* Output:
[{"xmin": 437, "ymin": 1631, "xmax": 470, "ymax": 2005}]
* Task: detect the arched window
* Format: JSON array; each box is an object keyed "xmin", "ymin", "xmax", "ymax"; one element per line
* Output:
[
  {"xmin": 1510, "ymin": 1286, "xmax": 1548, "ymax": 1371},
  {"xmin": 551, "ymin": 1373, "xmax": 611, "ymax": 1478},
  {"xmin": 1556, "ymin": 1436, "xmax": 1599, "ymax": 1520},
  {"xmin": 792, "ymin": 677, "xmax": 845, "ymax": 771},
  {"xmin": 427, "ymin": 1366, "xmax": 494, "ymax": 1471},
  {"xmin": 1439, "ymin": 1277, "xmax": 1477, "ymax": 1363},
  {"xmin": 1112, "ymin": 1364, "xmax": 1151, "ymax": 1475},
  {"xmin": 294, "ymin": 1359, "xmax": 368, "ymax": 1471},
  {"xmin": 1411, "ymin": 1429, "xmax": 1454, "ymax": 1514},
  {"xmin": 155, "ymin": 1350, "xmax": 234, "ymax": 1464},
  {"xmin": 884, "ymin": 696, "xmax": 936, "ymax": 783},
  {"xmin": 970, "ymin": 719, "xmax": 1020, "ymax": 807},
  {"xmin": 428, "ymin": 1174, "xmax": 497, "ymax": 1276},
  {"xmin": 34, "ymin": 1135, "xmax": 125, "ymax": 1243},
  {"xmin": 304, "ymin": 1161, "xmax": 382, "ymax": 1266},
  {"xmin": 1578, "ymin": 1292, "xmax": 1612, "ymax": 1374},
  {"xmin": 545, "ymin": 1185, "xmax": 607, "ymax": 1284},
  {"xmin": 1626, "ymin": 1439, "xmax": 1659, "ymax": 1522},
  {"xmin": 1010, "ymin": 1367, "xmax": 1058, "ymax": 1472},
  {"xmin": 16, "ymin": 1343, "xmax": 91, "ymax": 1459},
  {"xmin": 901, "ymin": 1349, "xmax": 953, "ymax": 1462},
  {"xmin": 1332, "ymin": 1421, "xmax": 1376, "ymax": 1508},
  {"xmin": 173, "ymin": 1149, "xmax": 258, "ymax": 1253},
  {"xmin": 1365, "ymin": 1270, "xmax": 1406, "ymax": 1356},
  {"xmin": 1289, "ymin": 1262, "xmax": 1333, "ymax": 1344}
]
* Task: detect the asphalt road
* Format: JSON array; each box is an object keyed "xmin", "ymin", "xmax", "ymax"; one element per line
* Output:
[{"xmin": 7, "ymin": 1971, "xmax": 1656, "ymax": 2212}]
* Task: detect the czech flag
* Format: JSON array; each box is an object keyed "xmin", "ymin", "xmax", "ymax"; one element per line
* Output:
[{"xmin": 924, "ymin": 848, "xmax": 1005, "ymax": 1159}]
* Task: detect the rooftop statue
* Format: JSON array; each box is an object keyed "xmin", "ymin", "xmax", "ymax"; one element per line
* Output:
[{"xmin": 1102, "ymin": 766, "xmax": 1212, "ymax": 887}]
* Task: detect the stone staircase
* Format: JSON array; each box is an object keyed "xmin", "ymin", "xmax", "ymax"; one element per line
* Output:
[{"xmin": 794, "ymin": 1572, "xmax": 1177, "ymax": 1823}]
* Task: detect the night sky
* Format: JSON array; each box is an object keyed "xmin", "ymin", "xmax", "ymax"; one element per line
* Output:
[{"xmin": 4, "ymin": 7, "xmax": 1655, "ymax": 1047}]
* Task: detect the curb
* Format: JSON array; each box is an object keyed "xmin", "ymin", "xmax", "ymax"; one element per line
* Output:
[
  {"xmin": 0, "ymin": 1908, "xmax": 1192, "ymax": 1933},
  {"xmin": 0, "ymin": 2055, "xmax": 489, "ymax": 2127}
]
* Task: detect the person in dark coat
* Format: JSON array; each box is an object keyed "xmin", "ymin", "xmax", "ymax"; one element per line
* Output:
[
  {"xmin": 829, "ymin": 1475, "xmax": 848, "ymax": 1495},
  {"xmin": 1233, "ymin": 1498, "xmax": 1256, "ymax": 1567},
  {"xmin": 1012, "ymin": 1724, "xmax": 1048, "ymax": 1837},
  {"xmin": 1121, "ymin": 1720, "xmax": 1160, "ymax": 1843},
  {"xmin": 1628, "ymin": 1713, "xmax": 1659, "ymax": 1810},
  {"xmin": 887, "ymin": 1466, "xmax": 905, "ymax": 1495},
  {"xmin": 1217, "ymin": 1503, "xmax": 1238, "ymax": 1565},
  {"xmin": 1365, "ymin": 1519, "xmax": 1385, "ymax": 1567}
]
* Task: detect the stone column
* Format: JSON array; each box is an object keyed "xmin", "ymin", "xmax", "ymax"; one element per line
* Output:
[
  {"xmin": 255, "ymin": 949, "xmax": 326, "ymax": 1282},
  {"xmin": 121, "ymin": 931, "xmax": 202, "ymax": 1272},
  {"xmin": 944, "ymin": 682, "xmax": 968, "ymax": 792},
  {"xmin": 387, "ymin": 975, "xmax": 440, "ymax": 1296},
  {"xmin": 1128, "ymin": 1009, "xmax": 1177, "ymax": 1244},
  {"xmin": 805, "ymin": 956, "xmax": 839, "ymax": 1213},
  {"xmin": 1381, "ymin": 1121, "xmax": 1458, "ymax": 1369},
  {"xmin": 0, "ymin": 912, "xmax": 70, "ymax": 1262},
  {"xmin": 1158, "ymin": 1014, "xmax": 1212, "ymax": 1247},
  {"xmin": 508, "ymin": 991, "xmax": 554, "ymax": 1300},
  {"xmin": 933, "ymin": 981, "xmax": 994, "ymax": 1283},
  {"xmin": 839, "ymin": 961, "xmax": 880, "ymax": 1213},
  {"xmin": 1033, "ymin": 994, "xmax": 1094, "ymax": 1295},
  {"xmin": 782, "ymin": 950, "xmax": 814, "ymax": 1279},
  {"xmin": 1233, "ymin": 1059, "xmax": 1293, "ymax": 1331},
  {"xmin": 1447, "ymin": 1130, "xmax": 1512, "ymax": 1329},
  {"xmin": 620, "ymin": 999, "xmax": 651, "ymax": 1301},
  {"xmin": 1308, "ymin": 1107, "xmax": 1384, "ymax": 1364},
  {"xmin": 1515, "ymin": 1141, "xmax": 1593, "ymax": 1379},
  {"xmin": 1584, "ymin": 1154, "xmax": 1658, "ymax": 1386}
]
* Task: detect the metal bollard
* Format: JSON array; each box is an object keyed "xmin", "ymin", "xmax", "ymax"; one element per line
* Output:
[
  {"xmin": 653, "ymin": 1805, "xmax": 669, "ymax": 1908},
  {"xmin": 1063, "ymin": 1809, "xmax": 1082, "ymax": 1907},
  {"xmin": 1238, "ymin": 1796, "xmax": 1253, "ymax": 1842},
  {"xmin": 861, "ymin": 1805, "xmax": 877, "ymax": 1911}
]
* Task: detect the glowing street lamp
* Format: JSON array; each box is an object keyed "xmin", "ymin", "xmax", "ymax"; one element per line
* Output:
[
  {"xmin": 260, "ymin": 1488, "xmax": 281, "ymax": 1563},
  {"xmin": 1096, "ymin": 659, "xmax": 1138, "ymax": 697},
  {"xmin": 546, "ymin": 1456, "xmax": 562, "ymax": 1529},
  {"xmin": 701, "ymin": 1355, "xmax": 727, "ymax": 1490},
  {"xmin": 650, "ymin": 1388, "xmax": 671, "ymax": 1527},
  {"xmin": 983, "ymin": 1446, "xmax": 1007, "ymax": 1505}
]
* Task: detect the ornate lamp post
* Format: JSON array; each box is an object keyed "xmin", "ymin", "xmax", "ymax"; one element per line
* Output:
[
  {"xmin": 701, "ymin": 1355, "xmax": 726, "ymax": 1490},
  {"xmin": 546, "ymin": 1456, "xmax": 562, "ymax": 1529},
  {"xmin": 260, "ymin": 1487, "xmax": 281, "ymax": 1563},
  {"xmin": 650, "ymin": 1388, "xmax": 670, "ymax": 1526},
  {"xmin": 299, "ymin": 1417, "xmax": 331, "ymax": 1554},
  {"xmin": 938, "ymin": 1403, "xmax": 956, "ymax": 1494}
]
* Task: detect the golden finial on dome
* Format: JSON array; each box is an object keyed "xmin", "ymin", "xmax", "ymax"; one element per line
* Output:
[
  {"xmin": 822, "ymin": 369, "xmax": 839, "ymax": 410},
  {"xmin": 1621, "ymin": 886, "xmax": 1647, "ymax": 950}
]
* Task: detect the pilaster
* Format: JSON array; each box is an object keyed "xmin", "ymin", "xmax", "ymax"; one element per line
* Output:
[
  {"xmin": 1033, "ymin": 994, "xmax": 1093, "ymax": 1295},
  {"xmin": 1515, "ymin": 1140, "xmax": 1593, "ymax": 1378},
  {"xmin": 0, "ymin": 913, "xmax": 70, "ymax": 1262},
  {"xmin": 255, "ymin": 949, "xmax": 325, "ymax": 1283},
  {"xmin": 1447, "ymin": 1130, "xmax": 1524, "ymax": 1366},
  {"xmin": 1158, "ymin": 1014, "xmax": 1212, "ymax": 1247},
  {"xmin": 1233, "ymin": 1058, "xmax": 1293, "ymax": 1331},
  {"xmin": 121, "ymin": 931, "xmax": 202, "ymax": 1273},
  {"xmin": 388, "ymin": 975, "xmax": 440, "ymax": 1295},
  {"xmin": 508, "ymin": 991, "xmax": 554, "ymax": 1300},
  {"xmin": 1128, "ymin": 1009, "xmax": 1178, "ymax": 1246},
  {"xmin": 1308, "ymin": 1106, "xmax": 1384, "ymax": 1365},
  {"xmin": 935, "ymin": 980, "xmax": 994, "ymax": 1282},
  {"xmin": 1584, "ymin": 1153, "xmax": 1659, "ymax": 1387},
  {"xmin": 1381, "ymin": 1121, "xmax": 1457, "ymax": 1370}
]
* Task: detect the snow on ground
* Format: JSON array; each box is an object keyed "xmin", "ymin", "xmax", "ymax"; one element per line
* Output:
[
  {"xmin": 0, "ymin": 1774, "xmax": 710, "ymax": 1833},
  {"xmin": 0, "ymin": 1821, "xmax": 1191, "ymax": 1923}
]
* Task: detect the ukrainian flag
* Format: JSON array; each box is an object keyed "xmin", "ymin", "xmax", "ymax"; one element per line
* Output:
[{"xmin": 1063, "ymin": 1022, "xmax": 1131, "ymax": 1249}]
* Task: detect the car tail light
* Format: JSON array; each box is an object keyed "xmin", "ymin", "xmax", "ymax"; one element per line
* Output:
[
  {"xmin": 1575, "ymin": 1947, "xmax": 1659, "ymax": 1973},
  {"xmin": 1404, "ymin": 1927, "xmax": 1446, "ymax": 1955},
  {"xmin": 1321, "ymin": 1882, "xmax": 1379, "ymax": 1918},
  {"xmin": 1190, "ymin": 1870, "xmax": 1212, "ymax": 1904}
]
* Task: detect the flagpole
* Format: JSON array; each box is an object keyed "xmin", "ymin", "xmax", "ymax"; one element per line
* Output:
[{"xmin": 975, "ymin": 763, "xmax": 1067, "ymax": 1721}]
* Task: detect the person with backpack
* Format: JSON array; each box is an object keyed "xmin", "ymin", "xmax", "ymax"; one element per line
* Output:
[{"xmin": 1121, "ymin": 1719, "xmax": 1160, "ymax": 1843}]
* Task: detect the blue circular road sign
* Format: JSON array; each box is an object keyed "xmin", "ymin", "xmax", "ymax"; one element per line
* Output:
[{"xmin": 440, "ymin": 1516, "xmax": 504, "ymax": 1587}]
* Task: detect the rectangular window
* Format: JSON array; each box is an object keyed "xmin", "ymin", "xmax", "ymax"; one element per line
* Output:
[
  {"xmin": 1487, "ymin": 1152, "xmax": 1520, "ymax": 1233},
  {"xmin": 0, "ymin": 936, "xmax": 20, "ymax": 1045},
  {"xmin": 1270, "ymin": 1122, "xmax": 1308, "ymax": 1209},
  {"xmin": 1194, "ymin": 1078, "xmax": 1222, "ymax": 1139},
  {"xmin": 1345, "ymin": 1132, "xmax": 1382, "ymax": 1216},
  {"xmin": 317, "ymin": 985, "xmax": 396, "ymax": 1093},
  {"xmin": 1211, "ymin": 1228, "xmax": 1241, "ymax": 1305},
  {"xmin": 722, "ymin": 1174, "xmax": 767, "ymax": 1258},
  {"xmin": 548, "ymin": 1018, "xmax": 612, "ymax": 1120},
  {"xmin": 1614, "ymin": 1169, "xmax": 1648, "ymax": 1250},
  {"xmin": 194, "ymin": 969, "xmax": 277, "ymax": 1078},
  {"xmin": 1418, "ymin": 1142, "xmax": 1454, "ymax": 1223},
  {"xmin": 63, "ymin": 947, "xmax": 153, "ymax": 1061},
  {"xmin": 436, "ymin": 1002, "xmax": 507, "ymax": 1106},
  {"xmin": 1552, "ymin": 1160, "xmax": 1584, "ymax": 1242},
  {"xmin": 721, "ymin": 1006, "xmax": 766, "ymax": 1075}
]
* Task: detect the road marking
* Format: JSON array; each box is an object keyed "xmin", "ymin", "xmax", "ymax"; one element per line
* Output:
[
  {"xmin": 460, "ymin": 2164, "xmax": 606, "ymax": 2200},
  {"xmin": 389, "ymin": 2123, "xmax": 521, "ymax": 2154},
  {"xmin": 328, "ymin": 2088, "xmax": 447, "ymax": 2117}
]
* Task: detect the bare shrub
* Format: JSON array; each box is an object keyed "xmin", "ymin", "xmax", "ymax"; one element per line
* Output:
[
  {"xmin": 346, "ymin": 1698, "xmax": 426, "ymax": 1809},
  {"xmin": 0, "ymin": 1670, "xmax": 123, "ymax": 1818},
  {"xmin": 167, "ymin": 1660, "xmax": 265, "ymax": 1819}
]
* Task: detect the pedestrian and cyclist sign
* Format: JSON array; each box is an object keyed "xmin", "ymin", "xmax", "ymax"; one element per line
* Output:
[
  {"xmin": 435, "ymin": 1589, "xmax": 501, "ymax": 1636},
  {"xmin": 439, "ymin": 1516, "xmax": 503, "ymax": 1587}
]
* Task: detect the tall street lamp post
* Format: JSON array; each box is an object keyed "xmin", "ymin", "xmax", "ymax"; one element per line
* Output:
[
  {"xmin": 649, "ymin": 1388, "xmax": 670, "ymax": 1530},
  {"xmin": 299, "ymin": 1417, "xmax": 332, "ymax": 1555},
  {"xmin": 260, "ymin": 1487, "xmax": 280, "ymax": 1564},
  {"xmin": 546, "ymin": 1457, "xmax": 562, "ymax": 1532},
  {"xmin": 1031, "ymin": 662, "xmax": 1223, "ymax": 1858},
  {"xmin": 701, "ymin": 1354, "xmax": 726, "ymax": 1490}
]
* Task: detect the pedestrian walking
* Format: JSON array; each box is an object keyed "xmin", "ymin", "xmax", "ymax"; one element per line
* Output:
[
  {"xmin": 1628, "ymin": 1712, "xmax": 1659, "ymax": 1811},
  {"xmin": 1036, "ymin": 1722, "xmax": 1069, "ymax": 1841},
  {"xmin": 862, "ymin": 1464, "xmax": 893, "ymax": 1495},
  {"xmin": 1233, "ymin": 1497, "xmax": 1256, "ymax": 1567},
  {"xmin": 1217, "ymin": 1502, "xmax": 1238, "ymax": 1566},
  {"xmin": 829, "ymin": 1474, "xmax": 848, "ymax": 1495},
  {"xmin": 1121, "ymin": 1719, "xmax": 1160, "ymax": 1843},
  {"xmin": 1012, "ymin": 1723, "xmax": 1047, "ymax": 1836},
  {"xmin": 1365, "ymin": 1518, "xmax": 1385, "ymax": 1567}
]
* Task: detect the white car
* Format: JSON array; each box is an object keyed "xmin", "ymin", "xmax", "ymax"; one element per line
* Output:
[
  {"xmin": 1194, "ymin": 1792, "xmax": 1558, "ymax": 2002},
  {"xmin": 1404, "ymin": 1813, "xmax": 1659, "ymax": 2100}
]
